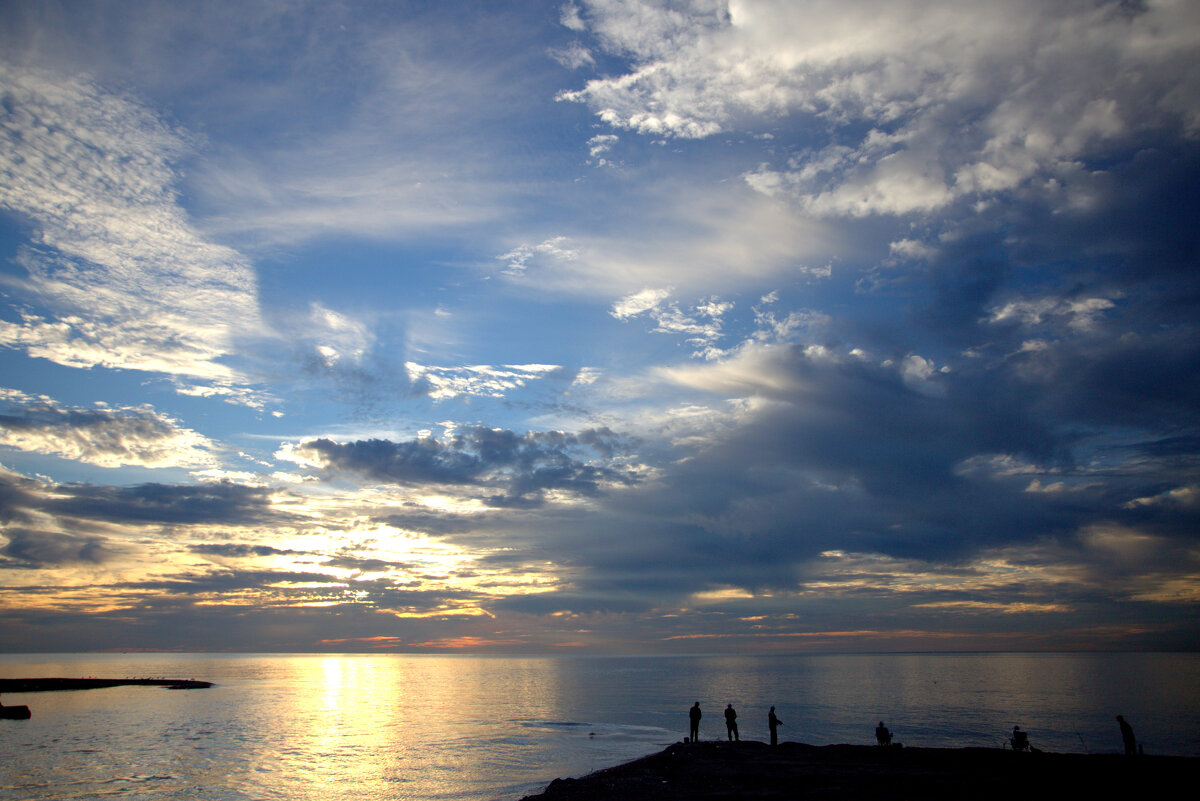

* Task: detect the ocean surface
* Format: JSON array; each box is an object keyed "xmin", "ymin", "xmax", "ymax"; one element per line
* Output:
[{"xmin": 1, "ymin": 652, "xmax": 1197, "ymax": 801}]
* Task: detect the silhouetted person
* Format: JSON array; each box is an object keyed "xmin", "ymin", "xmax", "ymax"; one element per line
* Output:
[
  {"xmin": 768, "ymin": 706, "xmax": 782, "ymax": 746},
  {"xmin": 1117, "ymin": 715, "xmax": 1137, "ymax": 756},
  {"xmin": 689, "ymin": 702, "xmax": 701, "ymax": 742},
  {"xmin": 876, "ymin": 720, "xmax": 892, "ymax": 746},
  {"xmin": 725, "ymin": 704, "xmax": 739, "ymax": 741},
  {"xmin": 1010, "ymin": 725, "xmax": 1030, "ymax": 751}
]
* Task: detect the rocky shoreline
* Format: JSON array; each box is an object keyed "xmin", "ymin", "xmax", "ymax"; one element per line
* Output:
[
  {"xmin": 0, "ymin": 677, "xmax": 212, "ymax": 692},
  {"xmin": 517, "ymin": 740, "xmax": 1195, "ymax": 801}
]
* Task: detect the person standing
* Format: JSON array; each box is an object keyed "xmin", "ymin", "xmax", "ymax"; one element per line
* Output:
[
  {"xmin": 724, "ymin": 703, "xmax": 739, "ymax": 741},
  {"xmin": 1117, "ymin": 715, "xmax": 1137, "ymax": 756},
  {"xmin": 689, "ymin": 701, "xmax": 702, "ymax": 742},
  {"xmin": 768, "ymin": 706, "xmax": 782, "ymax": 746}
]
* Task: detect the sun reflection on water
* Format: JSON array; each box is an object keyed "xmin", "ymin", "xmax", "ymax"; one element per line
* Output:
[{"xmin": 6, "ymin": 652, "xmax": 1193, "ymax": 801}]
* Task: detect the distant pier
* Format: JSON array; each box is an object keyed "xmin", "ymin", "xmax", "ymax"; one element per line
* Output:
[{"xmin": 0, "ymin": 678, "xmax": 213, "ymax": 692}]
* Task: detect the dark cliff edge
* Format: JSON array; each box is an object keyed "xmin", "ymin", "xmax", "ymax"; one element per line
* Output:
[{"xmin": 517, "ymin": 740, "xmax": 1197, "ymax": 801}]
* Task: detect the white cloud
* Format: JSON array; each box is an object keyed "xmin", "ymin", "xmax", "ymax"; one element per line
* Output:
[
  {"xmin": 564, "ymin": 0, "xmax": 1200, "ymax": 217},
  {"xmin": 752, "ymin": 306, "xmax": 828, "ymax": 344},
  {"xmin": 405, "ymin": 363, "xmax": 563, "ymax": 400},
  {"xmin": 587, "ymin": 133, "xmax": 619, "ymax": 165},
  {"xmin": 572, "ymin": 367, "xmax": 602, "ymax": 386},
  {"xmin": 497, "ymin": 236, "xmax": 580, "ymax": 276},
  {"xmin": 612, "ymin": 290, "xmax": 734, "ymax": 359},
  {"xmin": 888, "ymin": 239, "xmax": 937, "ymax": 262},
  {"xmin": 657, "ymin": 340, "xmax": 801, "ymax": 397},
  {"xmin": 307, "ymin": 303, "xmax": 372, "ymax": 368},
  {"xmin": 560, "ymin": 2, "xmax": 588, "ymax": 32},
  {"xmin": 611, "ymin": 287, "xmax": 671, "ymax": 319},
  {"xmin": 0, "ymin": 64, "xmax": 267, "ymax": 398},
  {"xmin": 987, "ymin": 295, "xmax": 1117, "ymax": 333},
  {"xmin": 898, "ymin": 353, "xmax": 947, "ymax": 395},
  {"xmin": 0, "ymin": 388, "xmax": 219, "ymax": 469},
  {"xmin": 550, "ymin": 42, "xmax": 595, "ymax": 70}
]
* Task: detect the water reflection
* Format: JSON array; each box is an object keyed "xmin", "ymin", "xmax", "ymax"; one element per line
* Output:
[{"xmin": 1, "ymin": 652, "xmax": 1197, "ymax": 801}]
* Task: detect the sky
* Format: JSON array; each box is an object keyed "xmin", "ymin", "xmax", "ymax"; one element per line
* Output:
[{"xmin": 1, "ymin": 0, "xmax": 1198, "ymax": 654}]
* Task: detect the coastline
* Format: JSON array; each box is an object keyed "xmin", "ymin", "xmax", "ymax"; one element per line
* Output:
[
  {"xmin": 517, "ymin": 740, "xmax": 1195, "ymax": 801},
  {"xmin": 0, "ymin": 678, "xmax": 212, "ymax": 692}
]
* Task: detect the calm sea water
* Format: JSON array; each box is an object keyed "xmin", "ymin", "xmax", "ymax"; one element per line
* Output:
[{"xmin": 1, "ymin": 652, "xmax": 1197, "ymax": 801}]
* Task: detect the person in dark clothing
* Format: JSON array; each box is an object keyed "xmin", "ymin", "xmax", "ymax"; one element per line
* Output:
[
  {"xmin": 876, "ymin": 721, "xmax": 892, "ymax": 746},
  {"xmin": 724, "ymin": 704, "xmax": 739, "ymax": 741},
  {"xmin": 689, "ymin": 702, "xmax": 701, "ymax": 742},
  {"xmin": 1117, "ymin": 715, "xmax": 1137, "ymax": 756},
  {"xmin": 768, "ymin": 706, "xmax": 782, "ymax": 746},
  {"xmin": 1010, "ymin": 725, "xmax": 1030, "ymax": 751}
]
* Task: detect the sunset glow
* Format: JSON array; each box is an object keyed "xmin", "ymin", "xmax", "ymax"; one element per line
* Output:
[{"xmin": 2, "ymin": 0, "xmax": 1199, "ymax": 654}]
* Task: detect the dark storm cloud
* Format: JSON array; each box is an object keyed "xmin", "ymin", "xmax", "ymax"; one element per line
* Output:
[
  {"xmin": 374, "ymin": 508, "xmax": 476, "ymax": 535},
  {"xmin": 295, "ymin": 426, "xmax": 637, "ymax": 505},
  {"xmin": 612, "ymin": 138, "xmax": 1200, "ymax": 580},
  {"xmin": 188, "ymin": 544, "xmax": 420, "ymax": 575},
  {"xmin": 124, "ymin": 569, "xmax": 343, "ymax": 595},
  {"xmin": 490, "ymin": 591, "xmax": 655, "ymax": 616},
  {"xmin": 546, "ymin": 306, "xmax": 1199, "ymax": 608},
  {"xmin": 648, "ymin": 352, "xmax": 1061, "ymax": 556},
  {"xmin": 0, "ymin": 470, "xmax": 40, "ymax": 524},
  {"xmin": 0, "ymin": 527, "xmax": 125, "ymax": 566},
  {"xmin": 45, "ymin": 481, "xmax": 289, "ymax": 526}
]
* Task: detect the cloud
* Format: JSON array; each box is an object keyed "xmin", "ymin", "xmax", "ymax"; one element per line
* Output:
[
  {"xmin": 611, "ymin": 289, "xmax": 735, "ymax": 358},
  {"xmin": 1, "ymin": 2, "xmax": 1197, "ymax": 654},
  {"xmin": 179, "ymin": 12, "xmax": 549, "ymax": 249},
  {"xmin": 497, "ymin": 237, "xmax": 579, "ymax": 276},
  {"xmin": 1, "ymin": 527, "xmax": 129, "ymax": 567},
  {"xmin": 586, "ymin": 133, "xmax": 619, "ymax": 165},
  {"xmin": 563, "ymin": 0, "xmax": 1200, "ymax": 216},
  {"xmin": 0, "ymin": 64, "xmax": 267, "ymax": 397},
  {"xmin": 986, "ymin": 296, "xmax": 1118, "ymax": 334},
  {"xmin": 189, "ymin": 543, "xmax": 303, "ymax": 558},
  {"xmin": 45, "ymin": 481, "xmax": 287, "ymax": 527},
  {"xmin": 499, "ymin": 181, "xmax": 844, "ymax": 294},
  {"xmin": 611, "ymin": 287, "xmax": 671, "ymax": 320},
  {"xmin": 304, "ymin": 304, "xmax": 373, "ymax": 370},
  {"xmin": 550, "ymin": 42, "xmax": 595, "ymax": 70},
  {"xmin": 0, "ymin": 389, "xmax": 218, "ymax": 469},
  {"xmin": 560, "ymin": 2, "xmax": 588, "ymax": 32},
  {"xmin": 615, "ymin": 330, "xmax": 1197, "ymax": 582},
  {"xmin": 280, "ymin": 426, "xmax": 638, "ymax": 506},
  {"xmin": 405, "ymin": 362, "xmax": 564, "ymax": 400}
]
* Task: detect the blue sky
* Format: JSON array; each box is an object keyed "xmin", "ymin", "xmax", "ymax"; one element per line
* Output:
[{"xmin": 1, "ymin": 0, "xmax": 1198, "ymax": 653}]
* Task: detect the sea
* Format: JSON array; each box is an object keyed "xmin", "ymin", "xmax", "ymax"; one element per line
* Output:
[{"xmin": 1, "ymin": 652, "xmax": 1197, "ymax": 801}]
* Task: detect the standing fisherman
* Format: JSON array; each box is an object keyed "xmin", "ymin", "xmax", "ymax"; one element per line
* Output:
[
  {"xmin": 1117, "ymin": 716, "xmax": 1138, "ymax": 756},
  {"xmin": 768, "ymin": 706, "xmax": 783, "ymax": 746},
  {"xmin": 689, "ymin": 701, "xmax": 702, "ymax": 742}
]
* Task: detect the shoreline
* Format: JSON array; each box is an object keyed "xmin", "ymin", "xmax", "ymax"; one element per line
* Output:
[
  {"xmin": 517, "ymin": 740, "xmax": 1196, "ymax": 800},
  {"xmin": 0, "ymin": 677, "xmax": 213, "ymax": 692}
]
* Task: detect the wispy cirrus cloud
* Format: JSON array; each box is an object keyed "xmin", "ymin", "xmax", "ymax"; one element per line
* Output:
[
  {"xmin": 0, "ymin": 64, "xmax": 267, "ymax": 400},
  {"xmin": 405, "ymin": 362, "xmax": 564, "ymax": 400}
]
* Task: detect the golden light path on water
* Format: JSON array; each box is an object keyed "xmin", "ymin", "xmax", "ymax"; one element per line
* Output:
[{"xmin": 3, "ymin": 652, "xmax": 1200, "ymax": 801}]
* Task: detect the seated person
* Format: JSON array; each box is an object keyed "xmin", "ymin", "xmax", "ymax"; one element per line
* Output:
[
  {"xmin": 876, "ymin": 721, "xmax": 892, "ymax": 746},
  {"xmin": 1010, "ymin": 726, "xmax": 1030, "ymax": 751}
]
